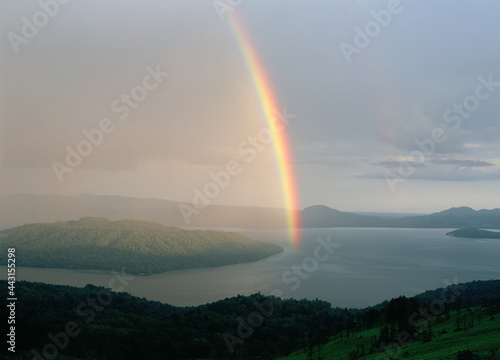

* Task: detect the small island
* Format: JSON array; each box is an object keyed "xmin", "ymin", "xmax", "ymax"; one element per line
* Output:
[
  {"xmin": 0, "ymin": 217, "xmax": 283, "ymax": 274},
  {"xmin": 446, "ymin": 227, "xmax": 500, "ymax": 239}
]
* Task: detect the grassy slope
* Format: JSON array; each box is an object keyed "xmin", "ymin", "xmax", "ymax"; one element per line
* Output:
[{"xmin": 281, "ymin": 309, "xmax": 500, "ymax": 360}]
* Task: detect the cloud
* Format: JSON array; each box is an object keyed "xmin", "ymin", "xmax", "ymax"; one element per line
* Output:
[
  {"xmin": 2, "ymin": 0, "xmax": 500, "ymax": 212},
  {"xmin": 360, "ymin": 159, "xmax": 500, "ymax": 182},
  {"xmin": 430, "ymin": 158, "xmax": 495, "ymax": 168},
  {"xmin": 376, "ymin": 105, "xmax": 469, "ymax": 155},
  {"xmin": 372, "ymin": 160, "xmax": 426, "ymax": 168},
  {"xmin": 359, "ymin": 169, "xmax": 500, "ymax": 182},
  {"xmin": 467, "ymin": 127, "xmax": 500, "ymax": 143}
]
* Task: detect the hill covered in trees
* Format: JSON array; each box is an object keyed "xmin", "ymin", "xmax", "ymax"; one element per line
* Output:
[
  {"xmin": 2, "ymin": 280, "xmax": 500, "ymax": 360},
  {"xmin": 446, "ymin": 228, "xmax": 500, "ymax": 239},
  {"xmin": 282, "ymin": 280, "xmax": 500, "ymax": 360},
  {"xmin": 0, "ymin": 217, "xmax": 282, "ymax": 274}
]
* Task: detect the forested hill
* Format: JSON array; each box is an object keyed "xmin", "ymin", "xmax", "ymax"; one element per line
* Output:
[
  {"xmin": 0, "ymin": 217, "xmax": 282, "ymax": 274},
  {"xmin": 2, "ymin": 280, "xmax": 500, "ymax": 360},
  {"xmin": 446, "ymin": 227, "xmax": 500, "ymax": 239}
]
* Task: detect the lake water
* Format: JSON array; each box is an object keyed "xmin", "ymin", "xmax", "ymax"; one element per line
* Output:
[{"xmin": 2, "ymin": 228, "xmax": 500, "ymax": 308}]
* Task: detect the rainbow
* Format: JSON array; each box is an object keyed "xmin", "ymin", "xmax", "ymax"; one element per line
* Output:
[{"xmin": 225, "ymin": 14, "xmax": 302, "ymax": 250}]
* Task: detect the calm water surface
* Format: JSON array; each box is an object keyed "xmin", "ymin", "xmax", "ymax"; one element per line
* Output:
[{"xmin": 2, "ymin": 228, "xmax": 500, "ymax": 308}]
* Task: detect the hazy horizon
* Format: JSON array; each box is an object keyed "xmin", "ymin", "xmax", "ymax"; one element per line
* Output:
[
  {"xmin": 3, "ymin": 191, "xmax": 500, "ymax": 217},
  {"xmin": 2, "ymin": 1, "xmax": 500, "ymax": 214}
]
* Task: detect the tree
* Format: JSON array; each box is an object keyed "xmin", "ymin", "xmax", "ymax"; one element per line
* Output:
[
  {"xmin": 456, "ymin": 349, "xmax": 480, "ymax": 360},
  {"xmin": 347, "ymin": 349, "xmax": 359, "ymax": 360}
]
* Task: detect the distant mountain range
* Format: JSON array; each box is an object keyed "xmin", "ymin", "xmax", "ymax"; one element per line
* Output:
[
  {"xmin": 1, "ymin": 193, "xmax": 499, "ymax": 230},
  {"xmin": 302, "ymin": 205, "xmax": 500, "ymax": 229}
]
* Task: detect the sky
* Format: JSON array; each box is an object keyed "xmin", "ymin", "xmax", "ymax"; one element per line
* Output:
[{"xmin": 1, "ymin": 0, "xmax": 500, "ymax": 213}]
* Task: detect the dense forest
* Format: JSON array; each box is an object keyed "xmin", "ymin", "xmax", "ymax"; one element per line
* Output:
[
  {"xmin": 2, "ymin": 280, "xmax": 500, "ymax": 360},
  {"xmin": 0, "ymin": 217, "xmax": 282, "ymax": 274},
  {"xmin": 446, "ymin": 228, "xmax": 500, "ymax": 239}
]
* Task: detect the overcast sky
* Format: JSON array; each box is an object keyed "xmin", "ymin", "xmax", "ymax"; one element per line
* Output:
[{"xmin": 1, "ymin": 0, "xmax": 500, "ymax": 213}]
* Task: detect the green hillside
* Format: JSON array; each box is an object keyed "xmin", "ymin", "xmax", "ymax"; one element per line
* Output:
[
  {"xmin": 280, "ymin": 307, "xmax": 500, "ymax": 360},
  {"xmin": 0, "ymin": 217, "xmax": 282, "ymax": 274},
  {"xmin": 2, "ymin": 280, "xmax": 500, "ymax": 360},
  {"xmin": 280, "ymin": 282, "xmax": 500, "ymax": 360}
]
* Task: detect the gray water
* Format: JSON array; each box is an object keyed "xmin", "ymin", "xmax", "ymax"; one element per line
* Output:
[{"xmin": 2, "ymin": 228, "xmax": 500, "ymax": 308}]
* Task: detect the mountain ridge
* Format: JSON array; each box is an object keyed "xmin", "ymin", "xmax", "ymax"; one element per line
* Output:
[{"xmin": 1, "ymin": 193, "xmax": 499, "ymax": 230}]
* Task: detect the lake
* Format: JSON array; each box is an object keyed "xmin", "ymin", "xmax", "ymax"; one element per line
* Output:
[{"xmin": 2, "ymin": 227, "xmax": 500, "ymax": 308}]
